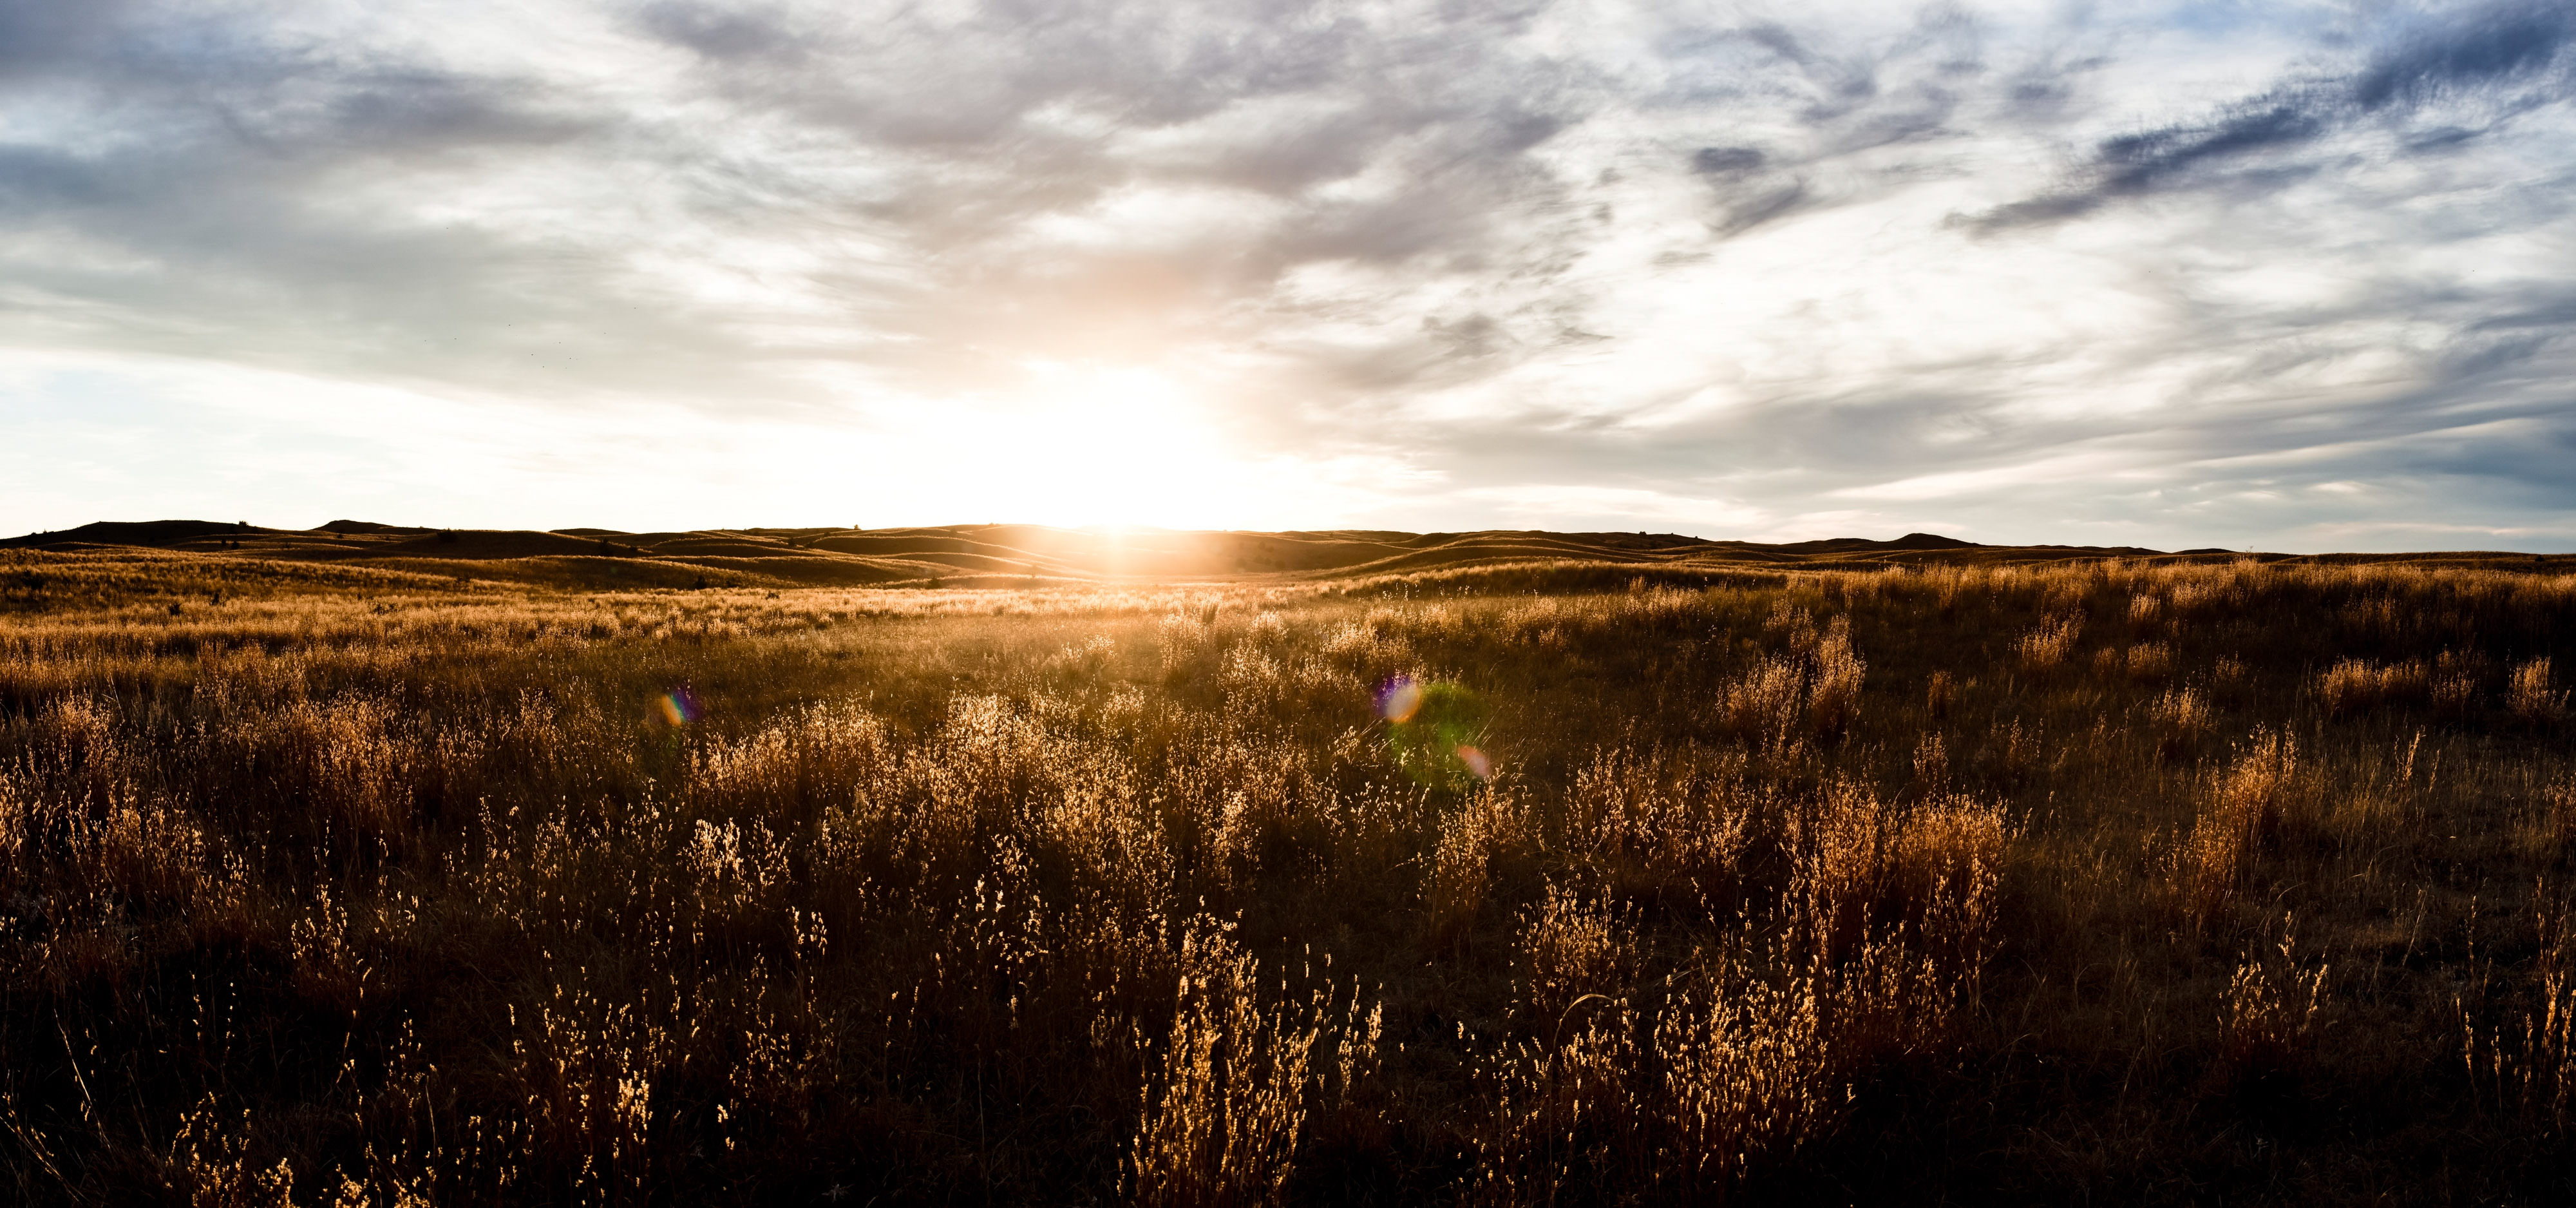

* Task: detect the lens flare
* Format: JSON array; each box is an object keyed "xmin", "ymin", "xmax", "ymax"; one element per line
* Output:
[
  {"xmin": 656, "ymin": 688, "xmax": 697, "ymax": 727},
  {"xmin": 1454, "ymin": 744, "xmax": 1492, "ymax": 781},
  {"xmin": 1377, "ymin": 676, "xmax": 1425, "ymax": 723},
  {"xmin": 1376, "ymin": 676, "xmax": 1492, "ymax": 788}
]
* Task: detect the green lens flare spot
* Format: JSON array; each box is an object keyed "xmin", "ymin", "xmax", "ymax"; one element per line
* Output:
[{"xmin": 1375, "ymin": 676, "xmax": 1493, "ymax": 787}]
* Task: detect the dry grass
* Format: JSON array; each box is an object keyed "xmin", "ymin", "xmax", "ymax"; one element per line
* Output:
[{"xmin": 1, "ymin": 554, "xmax": 2572, "ymax": 1203}]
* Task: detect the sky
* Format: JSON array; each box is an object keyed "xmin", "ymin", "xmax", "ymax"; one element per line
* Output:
[{"xmin": 1, "ymin": 0, "xmax": 2571, "ymax": 550}]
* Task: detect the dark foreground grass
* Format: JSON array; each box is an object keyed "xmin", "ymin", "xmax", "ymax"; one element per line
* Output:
[{"xmin": 1, "ymin": 554, "xmax": 2572, "ymax": 1204}]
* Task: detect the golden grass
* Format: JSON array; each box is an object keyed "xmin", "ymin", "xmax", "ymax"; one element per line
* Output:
[{"xmin": 0, "ymin": 555, "xmax": 2571, "ymax": 1203}]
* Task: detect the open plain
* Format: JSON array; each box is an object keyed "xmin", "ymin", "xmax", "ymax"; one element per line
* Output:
[{"xmin": 2, "ymin": 524, "xmax": 2573, "ymax": 1203}]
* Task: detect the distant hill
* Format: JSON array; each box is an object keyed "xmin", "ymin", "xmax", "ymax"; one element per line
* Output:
[{"xmin": 3, "ymin": 521, "xmax": 2562, "ymax": 590}]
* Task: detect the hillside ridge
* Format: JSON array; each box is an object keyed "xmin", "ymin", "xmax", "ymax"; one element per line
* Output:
[{"xmin": 4, "ymin": 519, "xmax": 2562, "ymax": 590}]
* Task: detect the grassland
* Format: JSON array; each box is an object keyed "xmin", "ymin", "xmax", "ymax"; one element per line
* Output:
[{"xmin": 2, "ymin": 536, "xmax": 2573, "ymax": 1204}]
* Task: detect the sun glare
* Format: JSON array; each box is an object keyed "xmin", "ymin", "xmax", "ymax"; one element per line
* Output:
[{"xmin": 972, "ymin": 363, "xmax": 1245, "ymax": 528}]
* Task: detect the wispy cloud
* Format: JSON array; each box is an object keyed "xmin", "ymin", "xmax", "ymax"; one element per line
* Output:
[
  {"xmin": 1, "ymin": 0, "xmax": 2571, "ymax": 548},
  {"xmin": 1972, "ymin": 0, "xmax": 2573, "ymax": 227}
]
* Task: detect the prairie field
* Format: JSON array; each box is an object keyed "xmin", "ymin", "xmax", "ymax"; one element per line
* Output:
[{"xmin": 3, "ymin": 547, "xmax": 2573, "ymax": 1204}]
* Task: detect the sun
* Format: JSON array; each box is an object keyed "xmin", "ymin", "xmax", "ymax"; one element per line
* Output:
[{"xmin": 974, "ymin": 363, "xmax": 1243, "ymax": 528}]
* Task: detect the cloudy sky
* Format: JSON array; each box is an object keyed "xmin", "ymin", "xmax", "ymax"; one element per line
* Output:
[{"xmin": 1, "ymin": 0, "xmax": 2571, "ymax": 549}]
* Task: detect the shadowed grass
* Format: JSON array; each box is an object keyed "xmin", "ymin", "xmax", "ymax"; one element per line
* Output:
[{"xmin": 0, "ymin": 554, "xmax": 2571, "ymax": 1203}]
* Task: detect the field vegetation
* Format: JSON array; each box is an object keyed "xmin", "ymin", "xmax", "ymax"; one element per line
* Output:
[{"xmin": 2, "ymin": 545, "xmax": 2572, "ymax": 1203}]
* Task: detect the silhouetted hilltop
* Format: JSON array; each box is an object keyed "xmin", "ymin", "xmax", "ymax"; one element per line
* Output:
[
  {"xmin": 7, "ymin": 519, "xmax": 270, "ymax": 547},
  {"xmin": 316, "ymin": 519, "xmax": 435, "ymax": 535}
]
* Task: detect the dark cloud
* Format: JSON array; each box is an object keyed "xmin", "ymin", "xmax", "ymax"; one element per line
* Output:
[
  {"xmin": 2354, "ymin": 1, "xmax": 2573, "ymax": 110},
  {"xmin": 636, "ymin": 3, "xmax": 803, "ymax": 62},
  {"xmin": 1690, "ymin": 145, "xmax": 1766, "ymax": 175},
  {"xmin": 1976, "ymin": 0, "xmax": 2573, "ymax": 229},
  {"xmin": 1970, "ymin": 93, "xmax": 2334, "ymax": 226},
  {"xmin": 2096, "ymin": 99, "xmax": 2326, "ymax": 189},
  {"xmin": 0, "ymin": 0, "xmax": 138, "ymax": 79}
]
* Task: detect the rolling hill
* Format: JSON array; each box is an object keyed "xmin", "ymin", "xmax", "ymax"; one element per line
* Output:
[{"xmin": 1, "ymin": 520, "xmax": 2560, "ymax": 591}]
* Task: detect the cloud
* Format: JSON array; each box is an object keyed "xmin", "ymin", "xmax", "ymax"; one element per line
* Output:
[
  {"xmin": 0, "ymin": 0, "xmax": 2570, "ymax": 548},
  {"xmin": 1690, "ymin": 146, "xmax": 1767, "ymax": 175},
  {"xmin": 2354, "ymin": 1, "xmax": 2573, "ymax": 109},
  {"xmin": 1973, "ymin": 0, "xmax": 2574, "ymax": 228}
]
